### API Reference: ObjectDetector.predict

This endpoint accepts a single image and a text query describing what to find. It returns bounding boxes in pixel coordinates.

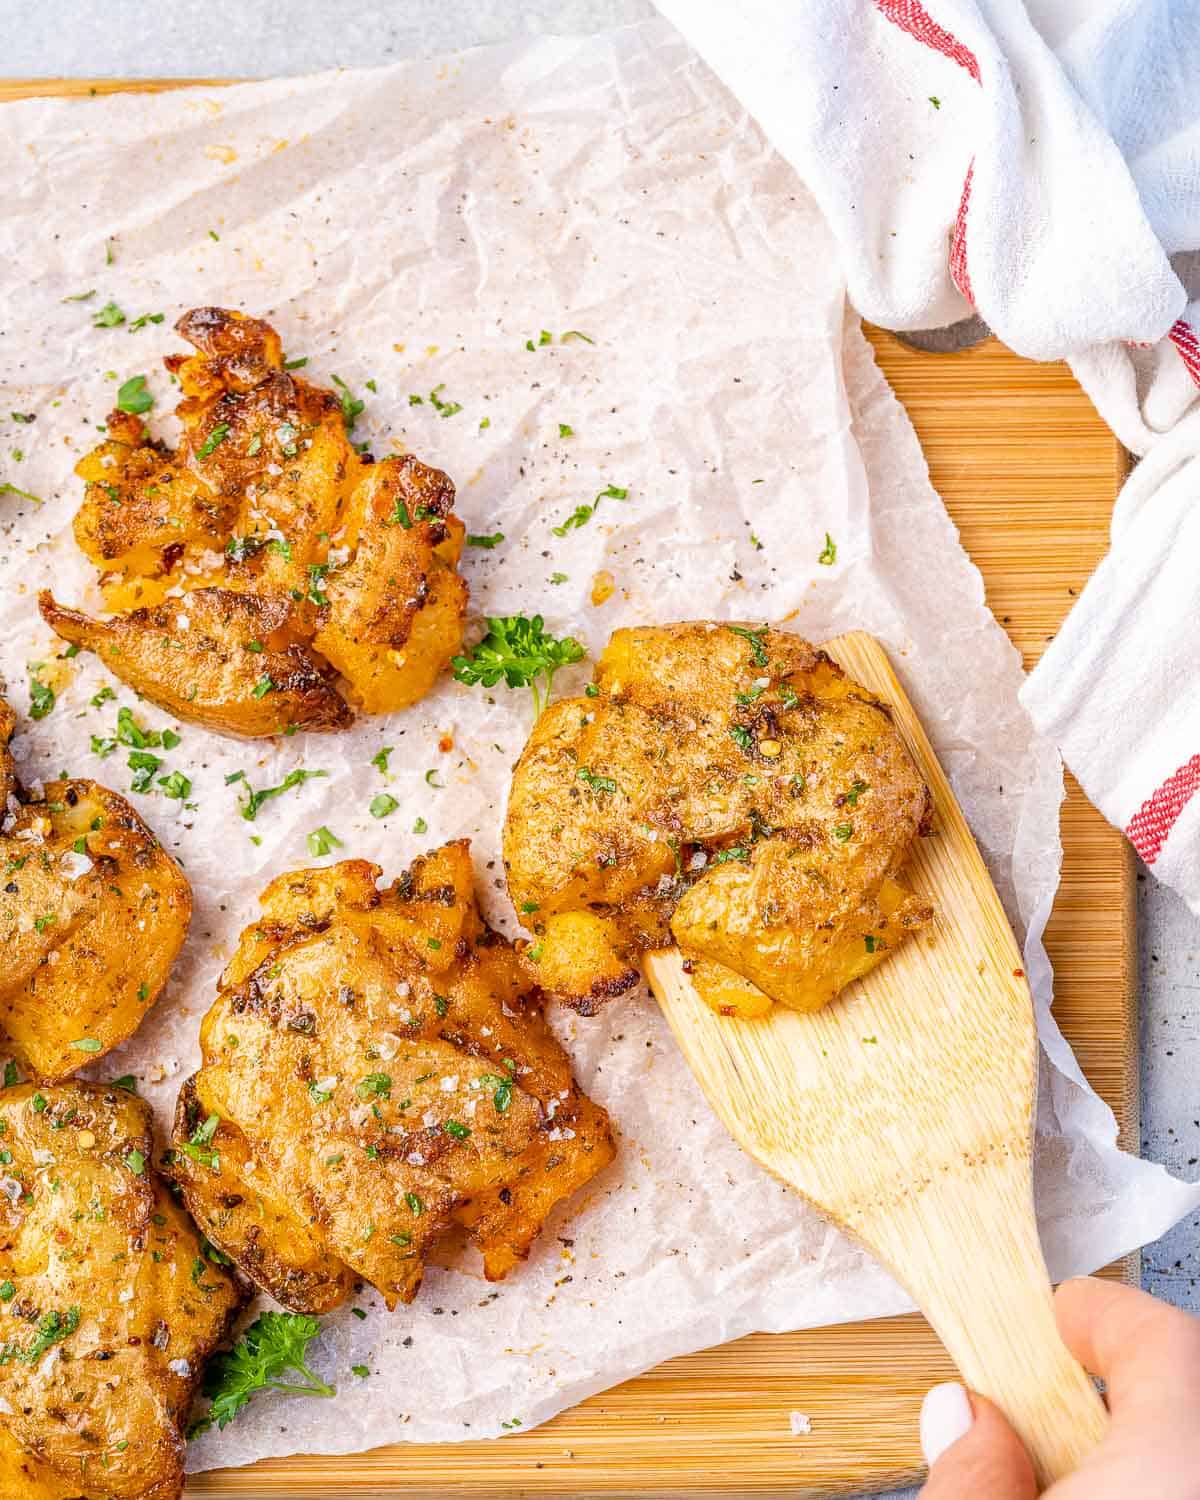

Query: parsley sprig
[189,1311,334,1436]
[451,614,584,719]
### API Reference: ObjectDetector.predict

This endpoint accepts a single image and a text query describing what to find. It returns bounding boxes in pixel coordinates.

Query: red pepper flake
[1012,967,1025,978]
[438,734,454,753]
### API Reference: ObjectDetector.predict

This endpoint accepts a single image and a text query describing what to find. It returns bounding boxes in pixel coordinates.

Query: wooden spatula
[643,631,1108,1489]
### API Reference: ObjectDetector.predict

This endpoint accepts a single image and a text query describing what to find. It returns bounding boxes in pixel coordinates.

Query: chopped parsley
[179,1112,221,1172]
[727,624,769,667]
[69,1038,102,1053]
[92,302,125,328]
[125,1149,146,1174]
[552,483,628,537]
[158,770,192,800]
[576,766,617,794]
[369,793,398,820]
[558,423,574,438]
[0,1306,81,1366]
[466,532,504,549]
[371,746,392,774]
[197,422,231,459]
[818,533,837,566]
[428,384,462,418]
[127,749,162,792]
[331,375,365,431]
[729,724,754,753]
[251,674,275,699]
[451,613,585,719]
[404,1192,424,1216]
[128,312,165,332]
[28,671,55,721]
[444,1120,470,1140]
[832,824,853,843]
[307,826,341,858]
[227,767,329,821]
[412,816,428,834]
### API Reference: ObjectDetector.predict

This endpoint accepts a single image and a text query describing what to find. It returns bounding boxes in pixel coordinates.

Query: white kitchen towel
[650,0,1200,910]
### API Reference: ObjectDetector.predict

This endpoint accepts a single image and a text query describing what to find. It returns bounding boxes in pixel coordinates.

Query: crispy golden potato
[0,742,190,1081]
[39,590,351,739]
[40,308,468,737]
[170,843,614,1312]
[312,456,469,714]
[504,622,933,1018]
[0,1082,243,1500]
[0,699,14,811]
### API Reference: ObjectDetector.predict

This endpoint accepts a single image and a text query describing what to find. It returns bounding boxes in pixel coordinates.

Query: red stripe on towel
[872,0,982,82]
[1168,319,1200,388]
[949,162,975,305]
[1126,753,1200,864]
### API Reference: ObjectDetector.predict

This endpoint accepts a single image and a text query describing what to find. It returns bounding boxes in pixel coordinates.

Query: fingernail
[920,1381,973,1466]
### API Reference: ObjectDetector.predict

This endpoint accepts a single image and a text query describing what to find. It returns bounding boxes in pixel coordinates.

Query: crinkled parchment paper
[0,18,1196,1471]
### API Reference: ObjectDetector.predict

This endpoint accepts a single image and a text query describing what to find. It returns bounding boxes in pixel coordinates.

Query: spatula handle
[867,1151,1108,1488]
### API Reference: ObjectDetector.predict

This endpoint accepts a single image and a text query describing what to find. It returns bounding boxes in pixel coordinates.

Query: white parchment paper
[0,19,1196,1471]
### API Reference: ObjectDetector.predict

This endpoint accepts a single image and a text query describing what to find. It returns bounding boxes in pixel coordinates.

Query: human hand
[918,1276,1200,1497]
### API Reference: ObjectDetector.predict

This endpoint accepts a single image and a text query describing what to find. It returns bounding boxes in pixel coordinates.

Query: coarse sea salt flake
[789,1411,813,1436]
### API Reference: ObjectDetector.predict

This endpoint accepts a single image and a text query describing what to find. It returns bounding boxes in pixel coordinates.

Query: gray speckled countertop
[11,3,1200,1495]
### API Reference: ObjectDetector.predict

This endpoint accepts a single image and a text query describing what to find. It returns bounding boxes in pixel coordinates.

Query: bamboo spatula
[643,631,1108,1489]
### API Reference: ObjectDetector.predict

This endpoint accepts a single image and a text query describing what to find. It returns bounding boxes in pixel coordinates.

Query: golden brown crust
[0,770,191,1081]
[39,589,352,739]
[0,1082,244,1500]
[42,308,468,736]
[504,622,933,1018]
[169,842,614,1313]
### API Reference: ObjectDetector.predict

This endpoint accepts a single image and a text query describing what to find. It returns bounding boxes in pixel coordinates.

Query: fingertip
[920,1381,972,1466]
[918,1391,1037,1499]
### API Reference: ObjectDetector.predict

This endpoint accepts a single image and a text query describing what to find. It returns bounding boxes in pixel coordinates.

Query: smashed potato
[0,1082,243,1500]
[40,307,467,737]
[504,622,933,1018]
[170,841,614,1312]
[0,701,190,1081]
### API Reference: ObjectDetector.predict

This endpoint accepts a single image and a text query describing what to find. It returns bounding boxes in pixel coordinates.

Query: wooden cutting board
[0,78,1134,1499]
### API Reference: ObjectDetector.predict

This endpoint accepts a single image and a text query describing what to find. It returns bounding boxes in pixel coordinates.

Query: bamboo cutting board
[0,78,1133,1499]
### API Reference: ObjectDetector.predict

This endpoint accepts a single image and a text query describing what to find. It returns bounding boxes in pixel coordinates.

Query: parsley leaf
[331,375,365,431]
[28,672,54,721]
[0,1306,80,1366]
[228,767,329,821]
[92,302,125,328]
[466,532,504,549]
[552,483,628,537]
[818,533,837,566]
[369,793,398,820]
[307,826,341,857]
[117,375,154,415]
[451,614,585,718]
[190,1311,334,1435]
[726,624,769,668]
[197,422,231,459]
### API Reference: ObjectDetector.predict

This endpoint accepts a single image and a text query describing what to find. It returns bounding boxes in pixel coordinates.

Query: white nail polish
[920,1382,973,1466]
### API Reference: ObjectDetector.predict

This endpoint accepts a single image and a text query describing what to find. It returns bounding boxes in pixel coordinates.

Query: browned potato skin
[313,456,469,714]
[0,768,191,1082]
[0,699,16,811]
[169,843,614,1314]
[39,589,352,739]
[504,623,933,1018]
[0,1083,243,1500]
[41,307,468,736]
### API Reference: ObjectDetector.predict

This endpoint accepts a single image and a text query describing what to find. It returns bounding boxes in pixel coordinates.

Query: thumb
[919,1384,1037,1499]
